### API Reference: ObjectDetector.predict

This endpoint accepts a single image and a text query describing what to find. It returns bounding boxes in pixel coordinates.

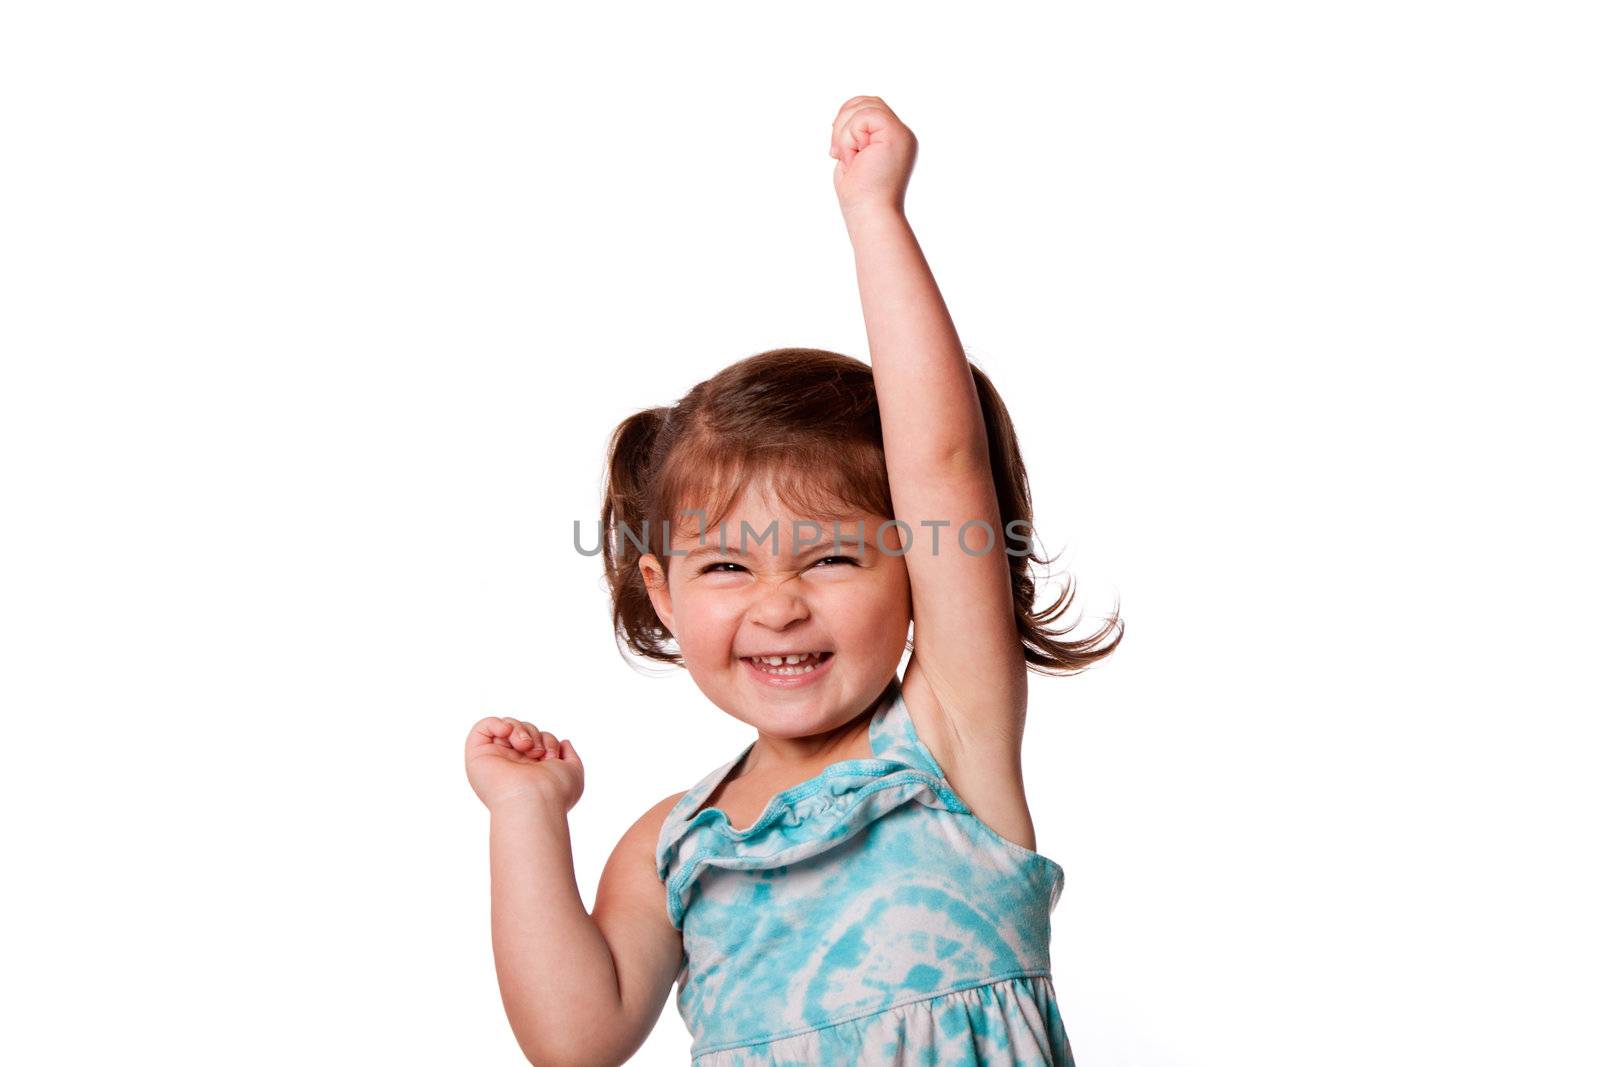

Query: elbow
[512,1033,542,1067]
[510,1029,557,1067]
[515,1035,628,1067]
[529,1055,627,1067]
[505,995,615,1066]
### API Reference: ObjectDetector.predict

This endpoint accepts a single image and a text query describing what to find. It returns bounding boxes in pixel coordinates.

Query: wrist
[488,792,571,827]
[841,203,908,235]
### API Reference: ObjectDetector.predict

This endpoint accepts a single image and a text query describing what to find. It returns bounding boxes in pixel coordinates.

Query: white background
[2,2,1595,1064]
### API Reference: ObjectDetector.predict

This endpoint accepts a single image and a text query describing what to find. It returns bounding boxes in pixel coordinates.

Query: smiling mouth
[741,651,833,676]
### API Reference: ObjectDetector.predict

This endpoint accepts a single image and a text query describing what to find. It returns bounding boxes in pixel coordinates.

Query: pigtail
[600,406,679,665]
[970,362,1124,675]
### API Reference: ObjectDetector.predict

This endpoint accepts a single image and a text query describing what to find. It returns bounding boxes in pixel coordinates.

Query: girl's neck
[738,681,889,778]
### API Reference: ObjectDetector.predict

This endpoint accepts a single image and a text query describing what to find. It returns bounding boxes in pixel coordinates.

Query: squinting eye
[699,557,858,575]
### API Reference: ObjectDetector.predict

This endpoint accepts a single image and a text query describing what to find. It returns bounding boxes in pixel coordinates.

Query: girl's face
[639,480,911,740]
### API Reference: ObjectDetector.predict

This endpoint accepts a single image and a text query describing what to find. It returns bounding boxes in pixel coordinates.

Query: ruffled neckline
[662,675,947,831]
[653,676,974,927]
[666,675,950,836]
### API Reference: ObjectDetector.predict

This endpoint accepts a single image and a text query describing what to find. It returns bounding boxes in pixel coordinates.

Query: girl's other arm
[831,98,1028,738]
[490,792,684,1067]
[469,716,681,1067]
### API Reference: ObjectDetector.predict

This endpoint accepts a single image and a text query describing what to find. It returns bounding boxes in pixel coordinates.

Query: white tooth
[784,654,804,664]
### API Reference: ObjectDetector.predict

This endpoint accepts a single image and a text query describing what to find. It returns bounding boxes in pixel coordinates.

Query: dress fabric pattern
[654,675,1075,1066]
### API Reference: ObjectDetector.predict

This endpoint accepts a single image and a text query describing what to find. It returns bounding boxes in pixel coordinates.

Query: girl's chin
[738,651,836,691]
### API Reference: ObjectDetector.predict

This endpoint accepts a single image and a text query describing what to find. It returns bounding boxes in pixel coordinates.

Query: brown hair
[600,347,1122,675]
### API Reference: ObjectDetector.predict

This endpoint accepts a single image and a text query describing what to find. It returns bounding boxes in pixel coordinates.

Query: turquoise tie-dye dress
[655,674,1075,1065]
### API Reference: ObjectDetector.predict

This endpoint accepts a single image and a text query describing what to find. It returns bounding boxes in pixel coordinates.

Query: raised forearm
[490,802,624,1066]
[844,208,988,466]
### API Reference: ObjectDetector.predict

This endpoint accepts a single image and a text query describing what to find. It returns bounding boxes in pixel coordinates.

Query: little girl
[466,96,1122,1066]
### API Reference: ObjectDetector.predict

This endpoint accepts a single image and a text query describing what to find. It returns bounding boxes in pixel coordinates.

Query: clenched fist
[465,717,584,814]
[829,95,917,221]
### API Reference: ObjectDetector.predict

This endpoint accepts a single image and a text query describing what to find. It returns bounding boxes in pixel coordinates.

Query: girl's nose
[749,583,811,628]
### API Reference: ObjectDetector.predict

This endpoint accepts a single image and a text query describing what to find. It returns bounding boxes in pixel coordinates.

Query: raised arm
[830,97,1028,746]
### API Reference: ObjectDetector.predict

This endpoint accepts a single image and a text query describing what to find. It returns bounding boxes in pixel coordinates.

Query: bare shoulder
[901,656,1040,853]
[600,790,689,909]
